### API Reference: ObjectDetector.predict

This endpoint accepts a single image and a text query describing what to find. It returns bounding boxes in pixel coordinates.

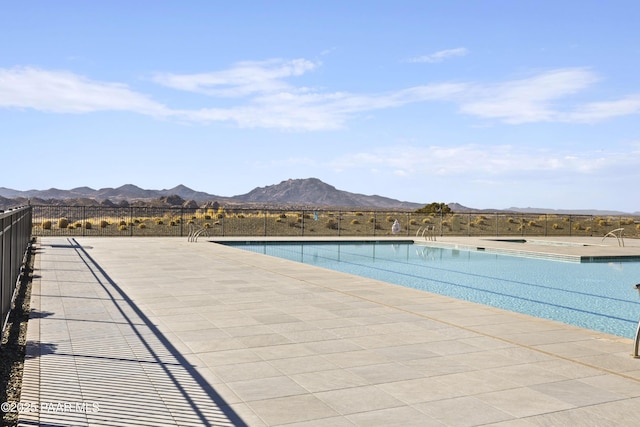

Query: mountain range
[1,178,636,215]
[0,178,423,210]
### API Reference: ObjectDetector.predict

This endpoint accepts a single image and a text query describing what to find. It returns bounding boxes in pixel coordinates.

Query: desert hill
[0,178,423,210]
[1,179,636,215]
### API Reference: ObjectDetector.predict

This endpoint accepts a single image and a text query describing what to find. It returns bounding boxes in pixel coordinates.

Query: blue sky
[1,1,639,212]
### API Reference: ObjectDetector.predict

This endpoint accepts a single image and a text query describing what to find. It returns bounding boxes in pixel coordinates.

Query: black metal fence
[30,205,640,239]
[1,205,32,334]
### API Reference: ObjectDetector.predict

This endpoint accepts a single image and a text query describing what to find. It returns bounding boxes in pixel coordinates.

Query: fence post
[544,214,548,236]
[406,212,410,236]
[569,215,572,236]
[372,212,376,237]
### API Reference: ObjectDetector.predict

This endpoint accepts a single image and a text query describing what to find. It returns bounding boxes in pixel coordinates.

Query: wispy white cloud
[1,62,639,131]
[330,144,639,178]
[561,95,640,123]
[0,67,169,116]
[176,81,468,130]
[152,58,319,97]
[407,47,469,63]
[457,68,599,124]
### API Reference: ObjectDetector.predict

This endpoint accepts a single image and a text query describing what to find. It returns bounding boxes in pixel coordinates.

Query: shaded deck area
[19,236,640,426]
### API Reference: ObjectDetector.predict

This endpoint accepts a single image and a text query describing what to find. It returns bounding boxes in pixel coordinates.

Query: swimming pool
[221,241,640,338]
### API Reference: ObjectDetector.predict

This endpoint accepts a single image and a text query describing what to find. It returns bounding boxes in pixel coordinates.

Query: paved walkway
[18,237,640,426]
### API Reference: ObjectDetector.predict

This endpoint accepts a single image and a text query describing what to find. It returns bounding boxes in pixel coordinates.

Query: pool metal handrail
[187,223,209,242]
[602,228,625,247]
[416,225,437,241]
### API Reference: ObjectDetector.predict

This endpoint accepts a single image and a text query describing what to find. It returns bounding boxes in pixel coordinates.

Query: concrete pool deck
[18,236,640,426]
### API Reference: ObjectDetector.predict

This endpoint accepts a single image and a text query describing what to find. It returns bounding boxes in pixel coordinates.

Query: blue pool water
[222,241,640,338]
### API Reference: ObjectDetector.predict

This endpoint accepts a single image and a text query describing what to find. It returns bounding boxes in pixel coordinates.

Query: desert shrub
[204,223,211,228]
[279,213,287,218]
[100,220,109,228]
[326,219,338,230]
[118,224,127,231]
[169,221,176,226]
[368,217,375,223]
[138,223,146,229]
[236,214,245,219]
[275,218,283,223]
[289,219,300,228]
[598,219,607,227]
[386,215,394,222]
[188,219,195,224]
[552,223,560,230]
[133,219,140,224]
[67,224,74,229]
[73,221,82,228]
[636,224,640,231]
[422,218,431,224]
[573,223,582,231]
[58,218,69,229]
[204,215,212,220]
[355,212,363,216]
[42,220,52,230]
[84,221,92,229]
[507,217,515,224]
[409,219,417,225]
[216,213,224,219]
[351,219,360,225]
[528,220,536,227]
[585,226,592,233]
[155,219,164,225]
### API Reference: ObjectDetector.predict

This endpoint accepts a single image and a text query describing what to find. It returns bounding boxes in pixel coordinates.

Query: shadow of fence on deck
[32,238,248,427]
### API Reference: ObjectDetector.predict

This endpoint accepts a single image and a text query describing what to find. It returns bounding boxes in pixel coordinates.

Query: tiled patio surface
[18,236,640,426]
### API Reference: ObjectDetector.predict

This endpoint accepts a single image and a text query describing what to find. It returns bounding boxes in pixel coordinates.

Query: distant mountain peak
[0,178,422,209]
[233,177,421,208]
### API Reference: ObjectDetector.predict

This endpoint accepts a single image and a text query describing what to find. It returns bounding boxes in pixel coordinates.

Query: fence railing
[30,205,640,239]
[1,205,32,334]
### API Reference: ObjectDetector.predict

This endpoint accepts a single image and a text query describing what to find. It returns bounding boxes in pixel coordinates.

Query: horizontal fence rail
[31,205,640,239]
[1,205,32,334]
